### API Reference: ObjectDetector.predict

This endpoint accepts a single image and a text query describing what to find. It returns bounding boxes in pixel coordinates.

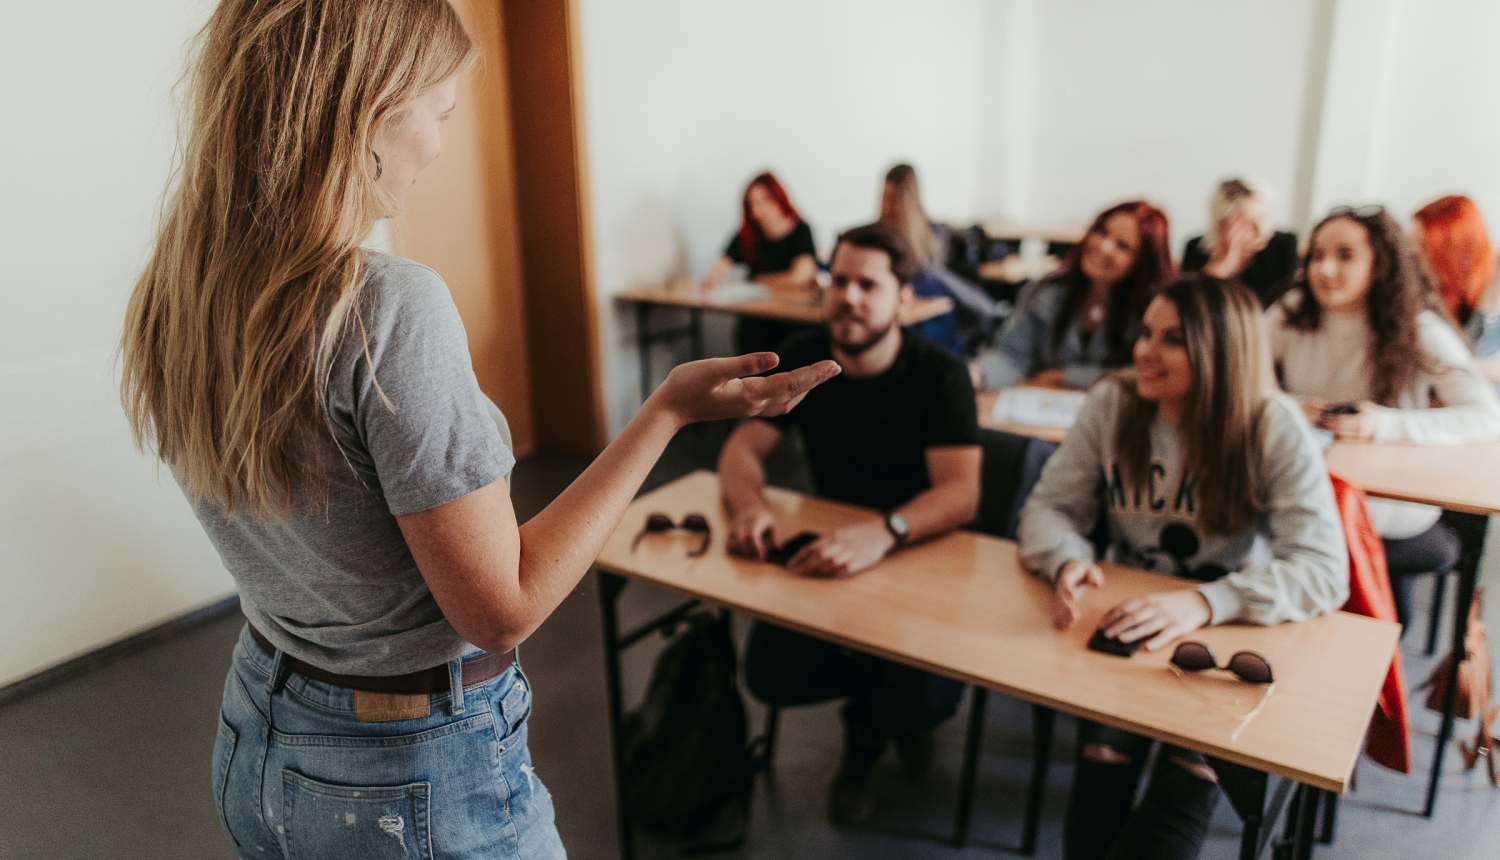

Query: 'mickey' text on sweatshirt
[1018,378,1349,626]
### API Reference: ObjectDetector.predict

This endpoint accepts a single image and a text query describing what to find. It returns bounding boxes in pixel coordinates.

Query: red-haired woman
[974,201,1176,390]
[702,172,820,354]
[1413,195,1500,379]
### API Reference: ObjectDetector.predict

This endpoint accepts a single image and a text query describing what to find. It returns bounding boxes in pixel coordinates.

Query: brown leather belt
[248,624,514,695]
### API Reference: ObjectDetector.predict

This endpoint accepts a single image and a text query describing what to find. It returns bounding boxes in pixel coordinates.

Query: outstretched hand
[649,353,840,428]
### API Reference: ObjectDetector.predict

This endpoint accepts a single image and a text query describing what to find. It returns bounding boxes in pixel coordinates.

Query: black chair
[1384,521,1462,655]
[948,428,1061,852]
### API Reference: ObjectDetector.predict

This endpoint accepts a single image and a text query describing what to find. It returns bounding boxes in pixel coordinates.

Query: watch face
[888,512,910,541]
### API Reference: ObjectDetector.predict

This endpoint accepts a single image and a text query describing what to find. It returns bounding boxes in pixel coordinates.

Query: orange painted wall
[394,0,535,455]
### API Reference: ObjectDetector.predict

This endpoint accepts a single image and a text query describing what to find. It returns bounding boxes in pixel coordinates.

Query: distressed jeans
[213,625,567,859]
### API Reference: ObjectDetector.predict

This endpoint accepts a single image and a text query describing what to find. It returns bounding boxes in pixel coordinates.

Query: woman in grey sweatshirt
[1017,276,1347,860]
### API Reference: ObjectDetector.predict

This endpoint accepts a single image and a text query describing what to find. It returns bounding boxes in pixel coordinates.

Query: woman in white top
[1265,205,1500,628]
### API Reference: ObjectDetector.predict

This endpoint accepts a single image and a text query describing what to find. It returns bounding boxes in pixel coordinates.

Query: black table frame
[597,570,1336,860]
[1423,511,1491,816]
[634,303,704,404]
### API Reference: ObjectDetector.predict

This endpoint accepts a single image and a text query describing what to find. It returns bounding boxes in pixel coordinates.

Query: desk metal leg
[951,687,987,847]
[689,308,704,361]
[1020,705,1055,855]
[598,572,635,860]
[1316,790,1337,845]
[636,303,652,407]
[1213,758,1310,860]
[1280,785,1319,860]
[1424,511,1489,817]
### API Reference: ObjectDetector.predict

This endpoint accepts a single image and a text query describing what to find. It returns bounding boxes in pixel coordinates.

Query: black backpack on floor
[622,611,756,847]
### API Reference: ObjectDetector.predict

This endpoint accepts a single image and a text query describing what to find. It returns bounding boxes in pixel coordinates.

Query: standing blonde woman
[119,1,836,856]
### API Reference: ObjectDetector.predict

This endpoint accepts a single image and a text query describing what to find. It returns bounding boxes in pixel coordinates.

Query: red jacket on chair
[1330,473,1411,773]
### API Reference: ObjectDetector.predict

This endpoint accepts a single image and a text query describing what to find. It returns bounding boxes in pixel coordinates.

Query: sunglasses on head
[1169,641,1274,684]
[631,512,712,558]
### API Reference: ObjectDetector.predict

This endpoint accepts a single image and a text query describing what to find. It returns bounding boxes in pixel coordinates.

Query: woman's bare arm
[398,354,839,652]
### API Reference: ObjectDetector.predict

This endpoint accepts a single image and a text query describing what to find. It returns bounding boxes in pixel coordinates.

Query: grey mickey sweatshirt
[1017,378,1349,625]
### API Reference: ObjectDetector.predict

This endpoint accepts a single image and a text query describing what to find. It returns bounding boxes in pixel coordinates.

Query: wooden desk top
[617,280,953,326]
[1324,440,1500,516]
[977,389,1068,443]
[982,221,1085,244]
[978,390,1500,515]
[596,471,1399,792]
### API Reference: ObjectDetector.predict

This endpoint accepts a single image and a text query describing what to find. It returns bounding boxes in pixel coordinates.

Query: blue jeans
[213,625,566,859]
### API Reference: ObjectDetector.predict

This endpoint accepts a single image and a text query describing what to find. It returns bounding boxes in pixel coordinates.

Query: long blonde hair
[880,164,939,271]
[121,0,475,518]
[1114,276,1276,535]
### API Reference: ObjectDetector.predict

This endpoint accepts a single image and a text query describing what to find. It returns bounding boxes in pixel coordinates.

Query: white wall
[0,0,234,686]
[990,0,1319,249]
[1362,0,1500,228]
[576,0,986,434]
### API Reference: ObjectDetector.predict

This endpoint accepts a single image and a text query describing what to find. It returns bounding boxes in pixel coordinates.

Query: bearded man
[717,221,982,825]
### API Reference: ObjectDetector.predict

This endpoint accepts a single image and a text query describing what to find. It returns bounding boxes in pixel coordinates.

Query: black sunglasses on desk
[630,512,712,558]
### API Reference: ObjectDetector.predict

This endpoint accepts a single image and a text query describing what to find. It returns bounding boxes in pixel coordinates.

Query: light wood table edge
[615,286,953,326]
[595,539,1376,794]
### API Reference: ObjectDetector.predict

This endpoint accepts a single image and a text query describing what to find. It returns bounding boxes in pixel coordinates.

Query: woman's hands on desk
[787,519,895,579]
[1099,591,1212,652]
[1297,396,1379,441]
[1053,560,1105,629]
[728,507,780,560]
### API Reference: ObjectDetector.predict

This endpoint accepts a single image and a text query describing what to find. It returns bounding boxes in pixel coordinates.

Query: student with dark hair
[974,200,1176,390]
[1019,276,1347,860]
[878,163,1002,354]
[1266,206,1500,627]
[718,222,982,826]
[1181,178,1298,306]
[702,171,820,354]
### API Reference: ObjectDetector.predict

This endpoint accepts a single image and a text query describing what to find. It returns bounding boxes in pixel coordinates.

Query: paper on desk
[705,282,771,304]
[990,387,1086,429]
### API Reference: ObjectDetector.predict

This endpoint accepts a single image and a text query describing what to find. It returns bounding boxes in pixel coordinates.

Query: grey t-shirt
[186,252,514,675]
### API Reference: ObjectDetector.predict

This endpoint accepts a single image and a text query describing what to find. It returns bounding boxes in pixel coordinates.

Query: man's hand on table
[727,506,781,561]
[788,518,896,579]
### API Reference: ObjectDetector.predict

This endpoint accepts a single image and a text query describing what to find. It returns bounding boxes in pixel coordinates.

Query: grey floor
[3,424,1498,859]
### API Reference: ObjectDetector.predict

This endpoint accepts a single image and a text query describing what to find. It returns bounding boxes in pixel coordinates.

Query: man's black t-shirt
[725,220,817,277]
[762,331,979,512]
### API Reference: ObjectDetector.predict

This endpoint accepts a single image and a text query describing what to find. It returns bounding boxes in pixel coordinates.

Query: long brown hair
[1114,276,1276,535]
[1281,207,1446,406]
[120,0,476,517]
[1050,200,1176,364]
[880,163,939,270]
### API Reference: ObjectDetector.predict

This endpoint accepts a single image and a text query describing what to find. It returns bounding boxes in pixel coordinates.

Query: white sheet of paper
[990,386,1086,429]
[705,282,771,304]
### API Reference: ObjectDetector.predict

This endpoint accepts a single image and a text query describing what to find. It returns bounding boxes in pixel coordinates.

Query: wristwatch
[884,511,911,546]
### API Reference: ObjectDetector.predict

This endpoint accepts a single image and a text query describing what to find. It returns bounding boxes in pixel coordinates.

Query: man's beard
[830,315,897,356]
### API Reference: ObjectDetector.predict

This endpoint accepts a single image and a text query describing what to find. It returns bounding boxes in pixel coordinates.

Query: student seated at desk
[879,163,1001,354]
[1019,275,1348,860]
[1412,195,1500,383]
[1180,177,1298,307]
[717,222,982,826]
[701,171,819,355]
[973,200,1175,391]
[1266,206,1500,629]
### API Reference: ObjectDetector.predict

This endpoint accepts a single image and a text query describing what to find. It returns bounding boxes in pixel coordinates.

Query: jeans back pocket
[283,769,432,860]
[212,717,239,844]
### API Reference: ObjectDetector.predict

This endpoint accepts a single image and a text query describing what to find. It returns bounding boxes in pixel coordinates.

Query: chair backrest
[974,428,1058,540]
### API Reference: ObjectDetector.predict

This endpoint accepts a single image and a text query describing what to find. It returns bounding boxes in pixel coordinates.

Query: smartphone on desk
[1087,628,1143,658]
[765,532,819,567]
